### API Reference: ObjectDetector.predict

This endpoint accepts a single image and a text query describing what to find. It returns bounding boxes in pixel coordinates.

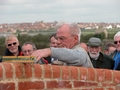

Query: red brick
[96,69,105,82]
[61,66,70,80]
[44,65,52,78]
[2,63,13,78]
[94,88,104,90]
[47,81,72,89]
[18,81,44,90]
[74,81,98,87]
[79,67,88,80]
[106,87,115,90]
[34,64,42,78]
[0,83,15,90]
[12,63,23,78]
[117,84,120,90]
[69,66,78,80]
[87,68,96,81]
[52,65,61,78]
[24,63,32,78]
[81,89,92,90]
[102,83,116,87]
[0,64,3,78]
[104,69,112,82]
[113,70,120,83]
[0,63,120,90]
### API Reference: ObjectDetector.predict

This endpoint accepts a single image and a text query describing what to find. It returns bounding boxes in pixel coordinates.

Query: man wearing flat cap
[87,37,114,69]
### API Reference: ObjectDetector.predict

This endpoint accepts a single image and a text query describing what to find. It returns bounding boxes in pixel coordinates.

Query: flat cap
[87,37,102,46]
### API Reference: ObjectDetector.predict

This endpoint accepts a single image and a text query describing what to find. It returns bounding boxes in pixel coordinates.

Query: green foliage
[0,45,5,55]
[93,32,105,40]
[81,33,94,43]
[0,37,5,45]
[81,32,107,43]
[17,33,50,49]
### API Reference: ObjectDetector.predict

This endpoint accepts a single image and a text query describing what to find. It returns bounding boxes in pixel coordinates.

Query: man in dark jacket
[87,37,114,69]
[4,34,23,56]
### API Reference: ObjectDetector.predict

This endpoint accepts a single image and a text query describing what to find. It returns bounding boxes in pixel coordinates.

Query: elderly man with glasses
[4,34,23,56]
[110,31,120,70]
[87,37,114,69]
[31,23,93,68]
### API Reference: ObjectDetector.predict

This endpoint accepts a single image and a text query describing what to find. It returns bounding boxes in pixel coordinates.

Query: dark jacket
[88,52,114,69]
[110,50,117,59]
[4,46,23,56]
[44,56,51,64]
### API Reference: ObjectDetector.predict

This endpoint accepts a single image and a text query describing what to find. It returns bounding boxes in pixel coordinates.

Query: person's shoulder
[110,50,117,57]
[73,44,85,50]
[103,53,114,61]
[114,53,120,61]
[4,48,11,56]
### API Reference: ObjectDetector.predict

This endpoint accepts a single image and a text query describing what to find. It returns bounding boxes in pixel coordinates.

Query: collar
[88,52,103,62]
[97,52,103,62]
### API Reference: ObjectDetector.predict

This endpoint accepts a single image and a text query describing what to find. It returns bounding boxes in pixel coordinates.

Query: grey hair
[5,34,19,45]
[104,42,116,50]
[114,31,120,40]
[22,42,37,50]
[55,22,81,42]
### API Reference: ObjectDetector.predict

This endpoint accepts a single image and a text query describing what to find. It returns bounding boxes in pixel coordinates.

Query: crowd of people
[2,22,120,71]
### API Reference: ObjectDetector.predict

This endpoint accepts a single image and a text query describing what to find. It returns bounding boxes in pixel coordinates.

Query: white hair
[55,22,81,43]
[114,31,120,40]
[5,34,19,45]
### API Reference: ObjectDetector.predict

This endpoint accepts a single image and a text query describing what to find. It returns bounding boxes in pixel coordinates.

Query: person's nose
[57,39,61,45]
[25,51,30,56]
[93,48,96,51]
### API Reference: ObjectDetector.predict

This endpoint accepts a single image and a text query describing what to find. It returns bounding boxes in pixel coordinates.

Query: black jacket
[4,46,23,56]
[88,52,114,69]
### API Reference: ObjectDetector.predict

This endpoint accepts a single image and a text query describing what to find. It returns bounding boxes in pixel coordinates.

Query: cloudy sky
[0,0,120,24]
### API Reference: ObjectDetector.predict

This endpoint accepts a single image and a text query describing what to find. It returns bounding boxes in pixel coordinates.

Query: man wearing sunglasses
[110,31,120,70]
[4,34,23,56]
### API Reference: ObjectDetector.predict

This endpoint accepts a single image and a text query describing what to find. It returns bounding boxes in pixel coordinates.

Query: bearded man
[87,37,114,69]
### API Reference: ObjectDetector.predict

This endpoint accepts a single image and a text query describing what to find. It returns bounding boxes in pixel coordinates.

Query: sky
[0,0,120,24]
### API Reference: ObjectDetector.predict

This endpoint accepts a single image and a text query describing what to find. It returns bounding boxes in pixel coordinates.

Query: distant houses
[0,21,120,33]
[117,24,120,28]
[106,25,112,29]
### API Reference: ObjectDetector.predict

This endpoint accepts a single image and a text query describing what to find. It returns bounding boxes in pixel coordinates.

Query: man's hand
[31,48,51,62]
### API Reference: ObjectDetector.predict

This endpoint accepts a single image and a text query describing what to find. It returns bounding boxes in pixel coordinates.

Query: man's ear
[74,35,78,40]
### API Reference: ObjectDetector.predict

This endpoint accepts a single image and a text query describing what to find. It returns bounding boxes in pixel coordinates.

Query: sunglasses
[114,41,120,44]
[8,42,17,46]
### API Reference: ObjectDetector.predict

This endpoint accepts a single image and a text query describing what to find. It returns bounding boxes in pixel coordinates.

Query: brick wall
[0,62,120,90]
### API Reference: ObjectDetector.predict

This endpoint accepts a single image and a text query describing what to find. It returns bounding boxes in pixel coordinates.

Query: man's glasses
[114,41,120,44]
[8,42,17,46]
[23,50,32,53]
